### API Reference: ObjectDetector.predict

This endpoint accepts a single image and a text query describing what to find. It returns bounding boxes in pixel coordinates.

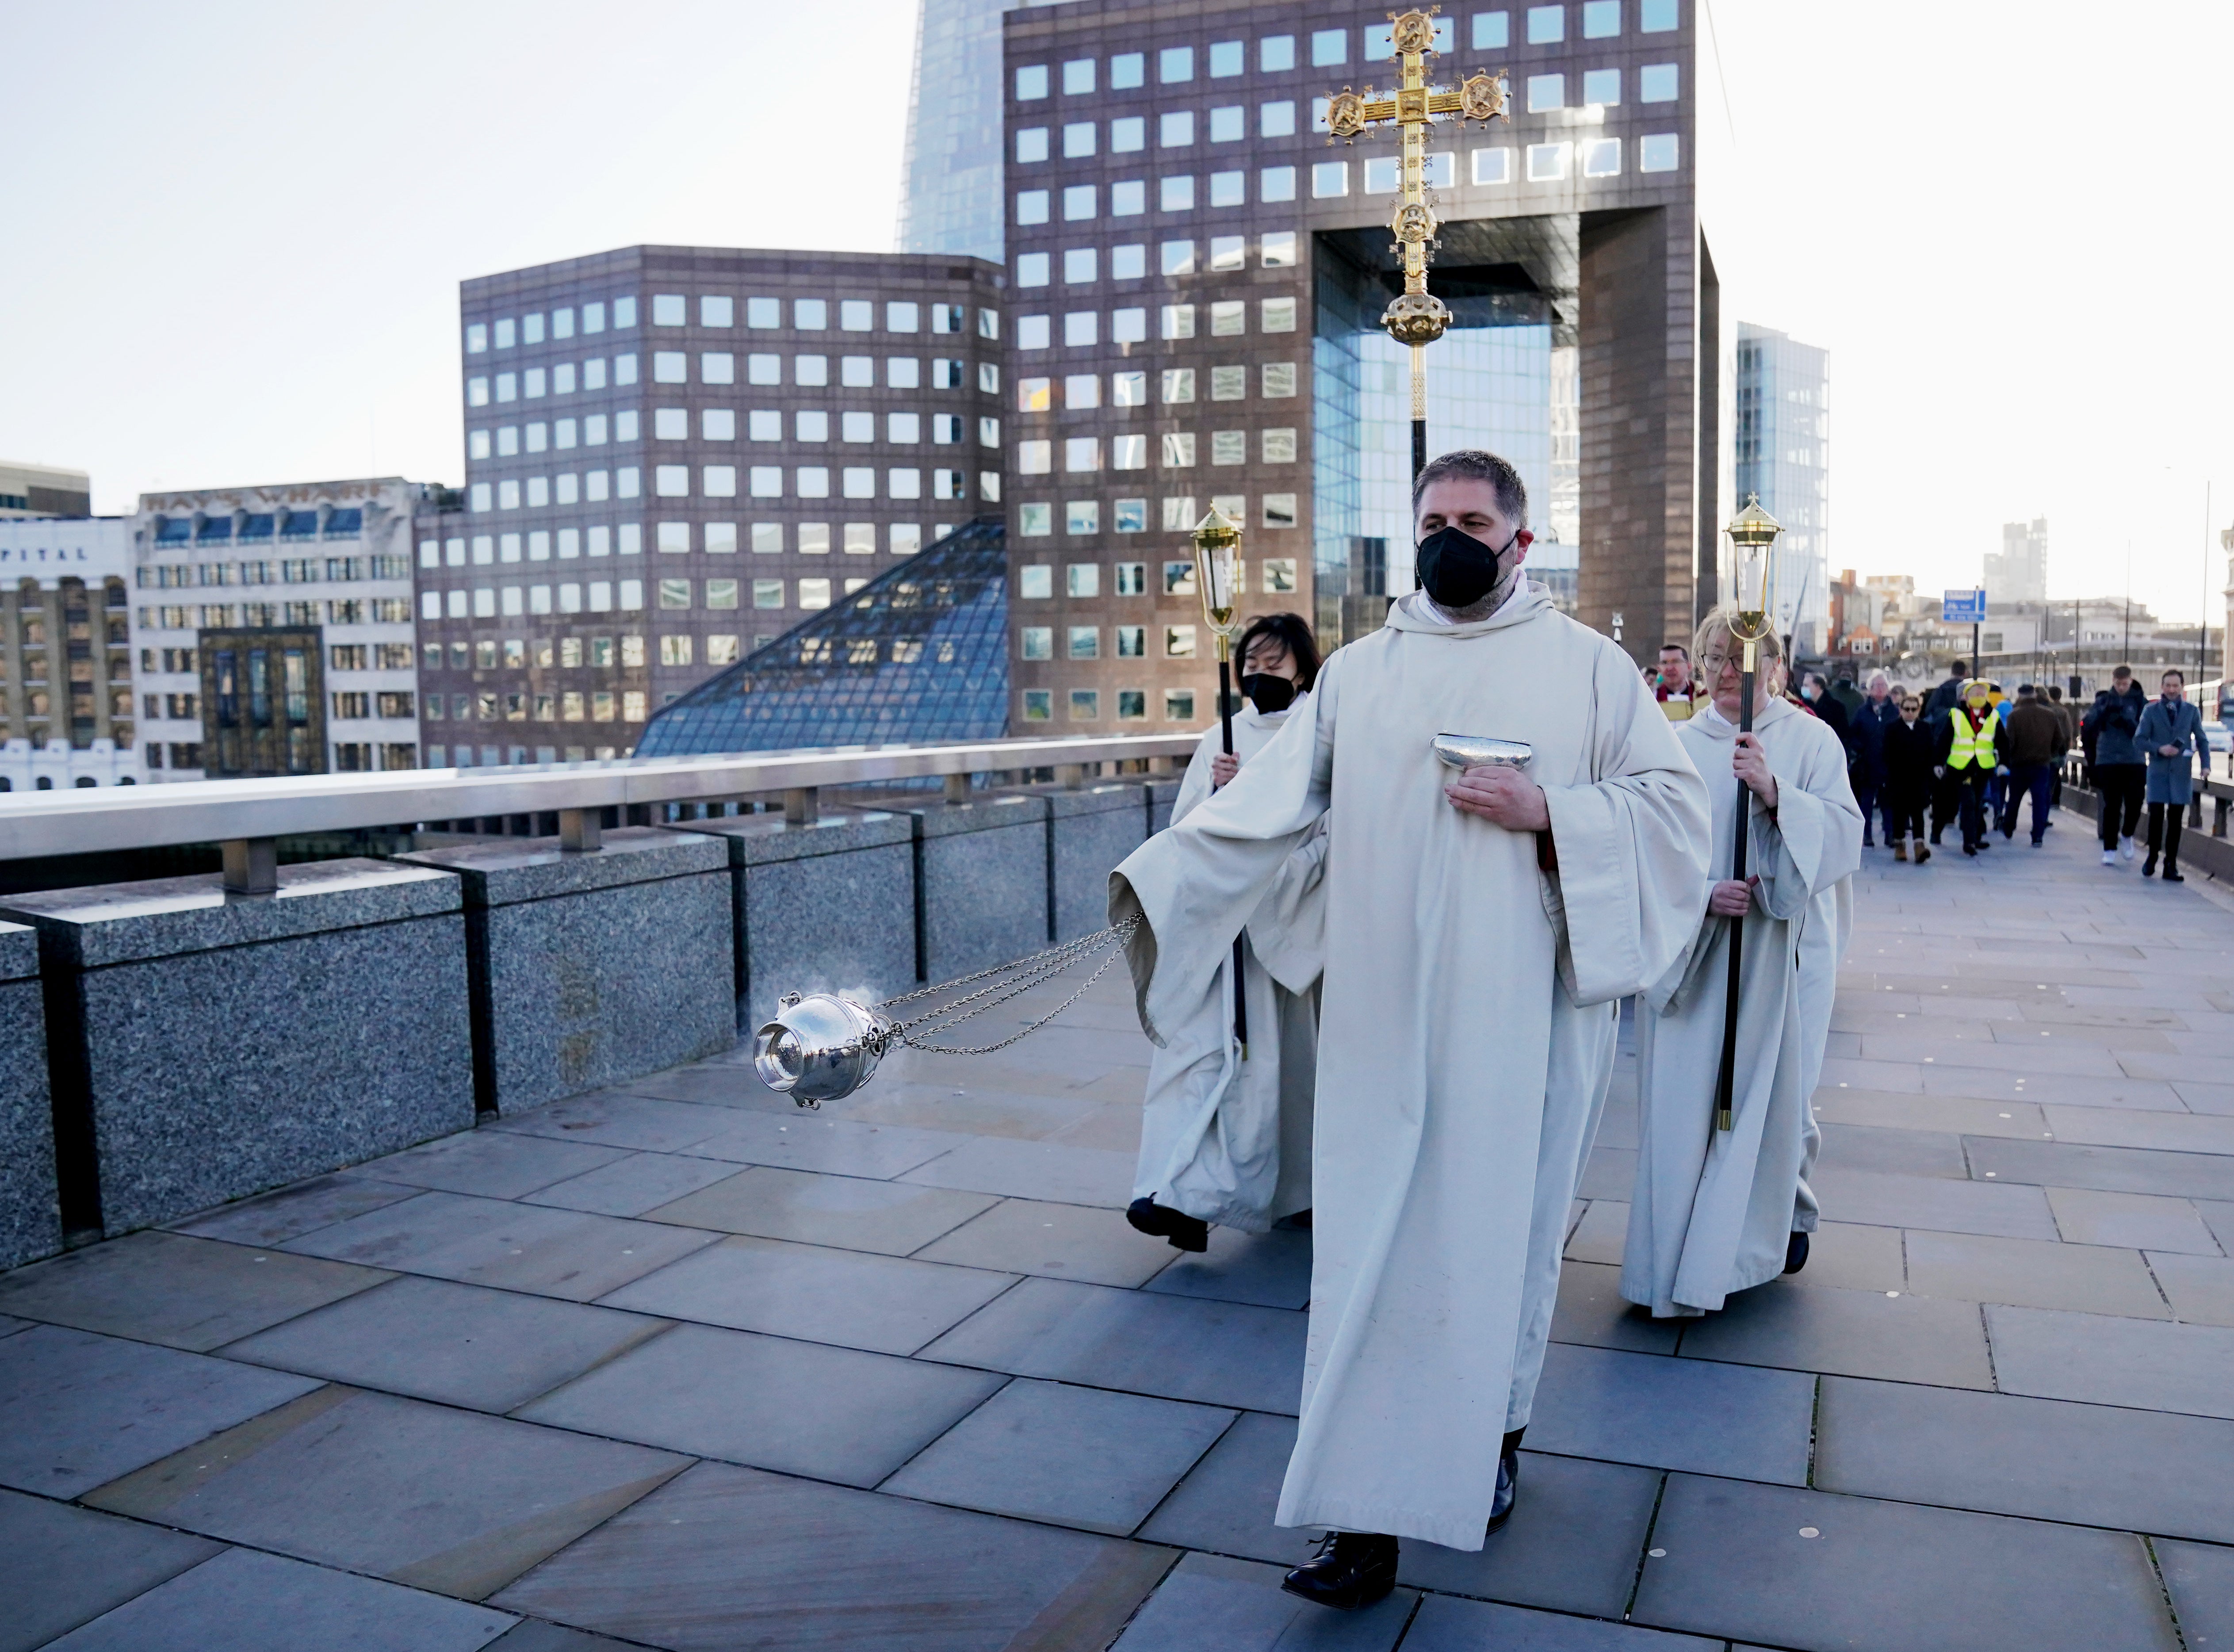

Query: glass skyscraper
[635,518,1010,753]
[1736,324,1831,652]
[899,0,1033,262]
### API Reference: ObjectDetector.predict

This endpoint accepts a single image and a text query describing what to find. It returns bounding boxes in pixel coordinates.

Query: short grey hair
[1411,449,1528,528]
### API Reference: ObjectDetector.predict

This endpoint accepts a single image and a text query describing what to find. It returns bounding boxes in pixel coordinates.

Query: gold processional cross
[1327,9,1508,479]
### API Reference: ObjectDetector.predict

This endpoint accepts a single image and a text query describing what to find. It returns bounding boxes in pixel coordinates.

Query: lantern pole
[1714,495,1783,1132]
[1194,505,1250,1057]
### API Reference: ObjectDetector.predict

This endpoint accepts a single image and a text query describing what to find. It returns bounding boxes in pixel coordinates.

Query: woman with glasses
[1881,693,1935,864]
[1622,607,1862,1316]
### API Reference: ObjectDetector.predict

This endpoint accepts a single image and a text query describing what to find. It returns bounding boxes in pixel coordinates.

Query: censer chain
[878,916,1139,1057]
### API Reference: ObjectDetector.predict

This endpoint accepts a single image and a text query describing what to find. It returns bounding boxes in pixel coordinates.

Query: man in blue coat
[2137,669,2211,882]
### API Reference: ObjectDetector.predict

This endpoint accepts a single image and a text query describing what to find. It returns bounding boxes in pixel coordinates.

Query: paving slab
[645,1165,997,1254]
[1808,1165,2058,1239]
[490,1459,1171,1652]
[1632,1472,2181,1652]
[1111,1552,1415,1651]
[918,1276,1306,1414]
[0,1324,319,1498]
[598,1234,1015,1354]
[686,1110,975,1178]
[1985,1303,2234,1419]
[1816,1122,1970,1178]
[168,1174,425,1247]
[2046,1186,2224,1253]
[1902,1228,2172,1316]
[221,1275,670,1412]
[1925,1067,2187,1111]
[283,1190,718,1300]
[1526,1342,1813,1483]
[518,1319,1005,1487]
[83,1386,688,1600]
[2201,1198,2234,1253]
[518,1151,744,1217]
[882,1377,1234,1534]
[2156,1539,2234,1652]
[2042,1106,2234,1155]
[1968,1136,2234,1201]
[1137,1225,1312,1309]
[1545,1261,1679,1354]
[1816,1375,2234,1542]
[1576,1145,1635,1202]
[899,1135,1138,1207]
[486,1622,643,1652]
[488,1090,739,1153]
[0,1229,390,1352]
[1561,1200,1628,1266]
[2149,1251,2234,1326]
[1401,1595,1721,1651]
[1676,1277,1993,1387]
[1136,1411,1660,1619]
[0,1484,223,1652]
[43,1545,515,1652]
[1786,1220,1907,1292]
[914,1197,1184,1285]
[358,1132,635,1199]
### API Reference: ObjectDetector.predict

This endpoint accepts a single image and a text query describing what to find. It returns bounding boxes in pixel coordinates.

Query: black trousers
[2147,802,2185,868]
[1955,768,1993,850]
[1885,787,1926,841]
[2097,766,2146,849]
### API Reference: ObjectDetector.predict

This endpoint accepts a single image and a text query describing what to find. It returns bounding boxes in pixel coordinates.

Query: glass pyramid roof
[635,516,1010,755]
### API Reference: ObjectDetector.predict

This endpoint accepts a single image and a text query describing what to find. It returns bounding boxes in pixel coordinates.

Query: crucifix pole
[1327,9,1507,483]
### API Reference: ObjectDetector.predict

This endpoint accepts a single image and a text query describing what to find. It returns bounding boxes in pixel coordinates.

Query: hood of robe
[1687,696,1800,742]
[1383,582,1557,637]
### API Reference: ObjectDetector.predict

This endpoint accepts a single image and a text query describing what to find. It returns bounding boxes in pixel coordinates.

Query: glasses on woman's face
[1700,650,1737,675]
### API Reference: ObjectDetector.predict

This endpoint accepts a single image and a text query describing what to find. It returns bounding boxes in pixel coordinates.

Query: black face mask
[1415,524,1519,610]
[1242,673,1296,714]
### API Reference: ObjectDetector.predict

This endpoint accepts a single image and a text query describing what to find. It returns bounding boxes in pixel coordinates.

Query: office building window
[1160,45,1194,82]
[1162,304,1196,339]
[1211,430,1247,465]
[1064,57,1095,93]
[1021,689,1053,722]
[1064,121,1096,157]
[1640,63,1678,101]
[1065,312,1098,347]
[1018,189,1051,225]
[1019,502,1054,535]
[1640,133,1679,171]
[1641,0,1676,29]
[1582,138,1622,176]
[1527,73,1564,111]
[1474,147,1514,184]
[1163,367,1197,403]
[1113,115,1145,152]
[1018,127,1050,162]
[1112,180,1147,215]
[1311,27,1347,64]
[1210,105,1243,142]
[1211,365,1247,401]
[1063,184,1097,220]
[1161,176,1195,211]
[1473,10,1511,47]
[1161,111,1194,147]
[1020,626,1054,660]
[1209,171,1244,206]
[1528,142,1572,180]
[1263,493,1298,529]
[798,577,832,609]
[1211,300,1246,336]
[1262,428,1298,463]
[1527,5,1564,42]
[1312,161,1349,197]
[1068,626,1099,661]
[1065,247,1098,283]
[1163,432,1197,467]
[1113,434,1148,470]
[1113,370,1148,405]
[1165,625,1197,658]
[1261,165,1297,203]
[1017,64,1049,99]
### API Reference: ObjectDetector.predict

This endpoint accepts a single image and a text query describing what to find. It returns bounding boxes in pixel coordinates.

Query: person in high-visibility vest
[1933,678,2005,856]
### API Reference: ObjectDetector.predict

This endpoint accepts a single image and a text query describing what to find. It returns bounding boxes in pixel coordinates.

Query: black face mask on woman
[1241,673,1296,714]
[1414,524,1521,610]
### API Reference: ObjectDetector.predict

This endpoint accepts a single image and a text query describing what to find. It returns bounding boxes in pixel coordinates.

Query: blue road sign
[1942,589,1988,624]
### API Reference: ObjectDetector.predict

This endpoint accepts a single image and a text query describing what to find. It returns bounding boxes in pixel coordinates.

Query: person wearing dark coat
[1881,692,1936,864]
[1996,685,2067,846]
[2084,668,2149,864]
[1924,661,1969,842]
[1848,673,1900,849]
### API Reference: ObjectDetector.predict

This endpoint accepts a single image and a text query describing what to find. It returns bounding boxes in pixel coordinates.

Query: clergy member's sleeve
[1537,642,1714,1005]
[1750,722,1864,923]
[1169,729,1219,826]
[1110,654,1337,1044]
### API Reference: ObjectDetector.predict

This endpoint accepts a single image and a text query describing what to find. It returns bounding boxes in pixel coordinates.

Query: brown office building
[999,0,1727,726]
[420,247,1006,764]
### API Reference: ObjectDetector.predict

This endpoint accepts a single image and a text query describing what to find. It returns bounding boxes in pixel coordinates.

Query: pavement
[3,807,2233,1651]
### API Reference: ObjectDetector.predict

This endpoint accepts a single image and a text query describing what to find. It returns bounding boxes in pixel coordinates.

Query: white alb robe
[1131,700,1327,1231]
[1110,585,1710,1550]
[1622,697,1859,1318]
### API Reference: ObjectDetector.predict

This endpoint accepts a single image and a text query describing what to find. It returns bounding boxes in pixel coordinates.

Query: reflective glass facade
[899,0,1026,261]
[1736,324,1830,651]
[635,517,1010,753]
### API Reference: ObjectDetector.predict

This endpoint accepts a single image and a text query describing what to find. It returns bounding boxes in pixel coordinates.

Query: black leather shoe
[1784,1231,1810,1274]
[2165,867,2186,883]
[2144,854,2159,877]
[1126,1197,1209,1253]
[1281,1532,1398,1610]
[1484,1441,1521,1535]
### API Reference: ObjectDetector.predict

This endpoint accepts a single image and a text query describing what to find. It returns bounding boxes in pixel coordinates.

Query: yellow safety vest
[1947,707,2000,770]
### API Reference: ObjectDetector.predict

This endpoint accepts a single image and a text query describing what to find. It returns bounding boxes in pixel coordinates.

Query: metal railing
[0,734,1200,892]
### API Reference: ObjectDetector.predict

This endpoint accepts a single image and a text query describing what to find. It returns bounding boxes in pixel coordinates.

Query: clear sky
[5,0,2230,620]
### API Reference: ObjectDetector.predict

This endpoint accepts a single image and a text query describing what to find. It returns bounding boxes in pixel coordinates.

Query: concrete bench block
[1,860,472,1239]
[909,794,1052,983]
[400,829,732,1114]
[686,812,918,1031]
[0,922,56,1269]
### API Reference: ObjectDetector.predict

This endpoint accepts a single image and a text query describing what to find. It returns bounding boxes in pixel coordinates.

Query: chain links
[876,915,1140,1057]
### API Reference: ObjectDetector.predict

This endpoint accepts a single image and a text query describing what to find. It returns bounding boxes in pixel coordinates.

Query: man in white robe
[1131,616,1327,1245]
[1624,619,1859,1315]
[1109,451,1711,1607]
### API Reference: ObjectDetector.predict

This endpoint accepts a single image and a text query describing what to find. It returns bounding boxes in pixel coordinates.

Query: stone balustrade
[0,738,1197,1270]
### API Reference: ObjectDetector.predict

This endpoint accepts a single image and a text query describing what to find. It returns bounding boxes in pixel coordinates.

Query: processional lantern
[1710,493,1784,1133]
[1326,8,1507,478]
[1192,503,1251,1058]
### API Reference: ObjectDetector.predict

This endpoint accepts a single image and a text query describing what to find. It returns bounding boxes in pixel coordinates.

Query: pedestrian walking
[2137,669,2211,883]
[1925,660,1969,844]
[1130,614,1326,1251]
[2046,685,2073,808]
[1882,693,1934,863]
[1849,672,1899,849]
[1996,685,2065,846]
[1624,611,1860,1314]
[1936,679,2002,856]
[2085,666,2148,866]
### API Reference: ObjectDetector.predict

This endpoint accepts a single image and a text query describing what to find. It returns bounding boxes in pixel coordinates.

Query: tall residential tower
[1735,323,1830,653]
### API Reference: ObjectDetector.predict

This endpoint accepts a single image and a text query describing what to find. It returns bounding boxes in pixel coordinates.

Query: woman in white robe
[1622,610,1860,1318]
[1130,615,1328,1246]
